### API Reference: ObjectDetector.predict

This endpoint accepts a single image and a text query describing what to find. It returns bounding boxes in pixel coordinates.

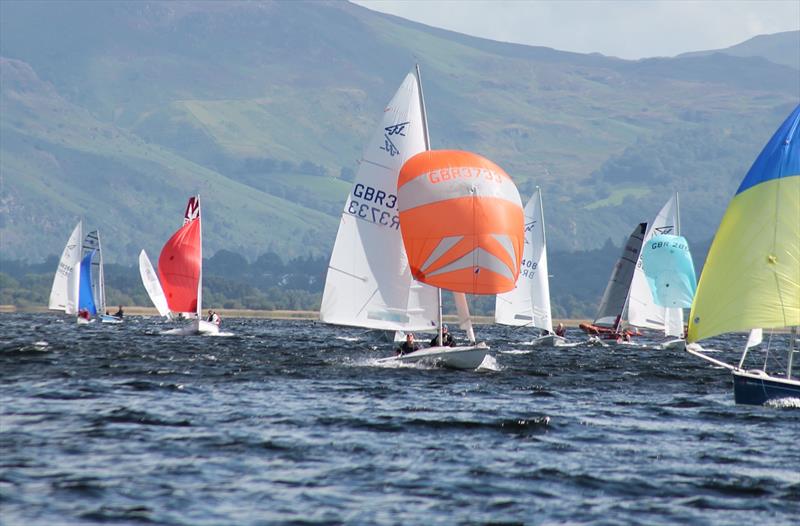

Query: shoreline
[0,305,585,326]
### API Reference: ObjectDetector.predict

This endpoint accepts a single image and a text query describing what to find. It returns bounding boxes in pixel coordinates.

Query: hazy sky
[352,0,800,59]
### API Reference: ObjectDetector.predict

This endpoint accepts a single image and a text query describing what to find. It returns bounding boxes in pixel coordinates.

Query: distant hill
[1,0,798,264]
[679,30,799,70]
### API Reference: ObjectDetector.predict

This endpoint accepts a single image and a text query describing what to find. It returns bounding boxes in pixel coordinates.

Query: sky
[352,0,800,59]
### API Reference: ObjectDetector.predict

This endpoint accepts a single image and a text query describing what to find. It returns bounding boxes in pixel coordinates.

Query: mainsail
[320,69,438,331]
[397,150,524,295]
[495,187,553,332]
[688,105,800,342]
[158,196,202,316]
[139,250,171,318]
[641,234,697,309]
[49,221,83,315]
[626,195,682,335]
[594,223,647,328]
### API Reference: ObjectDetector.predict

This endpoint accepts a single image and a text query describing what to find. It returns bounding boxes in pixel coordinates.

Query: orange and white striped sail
[397,150,524,294]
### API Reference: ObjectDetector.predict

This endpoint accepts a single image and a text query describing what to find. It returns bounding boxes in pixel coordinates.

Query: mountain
[1,0,798,263]
[679,30,799,70]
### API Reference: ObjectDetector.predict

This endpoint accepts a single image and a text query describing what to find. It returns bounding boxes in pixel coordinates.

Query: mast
[415,63,442,345]
[537,186,550,333]
[97,230,106,314]
[196,195,203,319]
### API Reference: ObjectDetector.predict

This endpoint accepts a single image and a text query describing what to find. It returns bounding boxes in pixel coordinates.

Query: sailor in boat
[555,323,566,338]
[430,324,456,347]
[78,308,91,321]
[397,333,420,356]
[113,305,124,318]
[207,309,221,326]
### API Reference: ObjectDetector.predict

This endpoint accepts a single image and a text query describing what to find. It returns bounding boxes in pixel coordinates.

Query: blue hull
[733,372,800,405]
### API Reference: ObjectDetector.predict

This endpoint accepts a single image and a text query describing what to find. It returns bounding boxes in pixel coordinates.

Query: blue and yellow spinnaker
[687,105,800,342]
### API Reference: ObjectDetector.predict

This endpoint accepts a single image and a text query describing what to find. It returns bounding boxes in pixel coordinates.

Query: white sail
[138,249,171,318]
[495,188,553,333]
[320,70,438,331]
[453,292,476,343]
[83,230,105,314]
[49,221,82,314]
[745,328,763,350]
[627,194,683,336]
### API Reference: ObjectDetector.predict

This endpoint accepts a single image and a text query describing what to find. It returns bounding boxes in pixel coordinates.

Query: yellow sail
[687,105,800,342]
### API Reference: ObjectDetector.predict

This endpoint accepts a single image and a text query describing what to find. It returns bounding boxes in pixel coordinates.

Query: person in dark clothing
[113,305,124,318]
[430,324,455,347]
[397,333,420,356]
[554,323,566,338]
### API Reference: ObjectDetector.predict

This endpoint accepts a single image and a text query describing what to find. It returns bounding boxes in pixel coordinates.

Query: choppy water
[1,313,798,525]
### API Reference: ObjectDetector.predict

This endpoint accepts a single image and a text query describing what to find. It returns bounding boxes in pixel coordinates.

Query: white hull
[76,317,94,325]
[658,338,685,350]
[527,334,565,347]
[377,343,489,370]
[100,315,123,324]
[162,318,220,336]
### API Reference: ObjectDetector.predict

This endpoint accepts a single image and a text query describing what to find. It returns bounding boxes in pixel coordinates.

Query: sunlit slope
[1,58,336,261]
[1,1,798,260]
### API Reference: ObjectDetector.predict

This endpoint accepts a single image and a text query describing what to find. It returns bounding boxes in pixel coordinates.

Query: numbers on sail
[346,183,400,229]
[519,258,538,279]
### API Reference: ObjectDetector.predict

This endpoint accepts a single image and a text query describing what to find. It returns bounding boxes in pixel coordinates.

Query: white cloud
[352,0,800,59]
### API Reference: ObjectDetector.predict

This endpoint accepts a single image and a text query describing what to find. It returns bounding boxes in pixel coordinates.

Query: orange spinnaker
[397,150,524,294]
[158,217,201,313]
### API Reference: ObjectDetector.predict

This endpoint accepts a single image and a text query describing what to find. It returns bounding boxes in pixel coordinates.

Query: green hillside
[0,0,798,263]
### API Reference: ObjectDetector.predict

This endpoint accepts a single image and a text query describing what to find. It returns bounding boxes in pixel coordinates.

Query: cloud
[352,0,800,59]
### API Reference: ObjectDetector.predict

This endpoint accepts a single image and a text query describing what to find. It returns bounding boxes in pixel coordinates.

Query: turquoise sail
[641,234,696,309]
[78,250,97,316]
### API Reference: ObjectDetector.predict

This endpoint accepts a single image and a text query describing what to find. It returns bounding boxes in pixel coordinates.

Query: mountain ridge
[1,0,798,263]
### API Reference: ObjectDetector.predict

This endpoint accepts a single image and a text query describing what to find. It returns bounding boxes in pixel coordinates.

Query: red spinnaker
[158,218,201,313]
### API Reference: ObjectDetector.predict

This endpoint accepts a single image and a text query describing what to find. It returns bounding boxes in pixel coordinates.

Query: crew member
[397,333,420,356]
[430,324,455,347]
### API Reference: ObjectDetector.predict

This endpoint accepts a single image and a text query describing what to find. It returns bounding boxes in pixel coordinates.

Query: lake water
[1,313,798,525]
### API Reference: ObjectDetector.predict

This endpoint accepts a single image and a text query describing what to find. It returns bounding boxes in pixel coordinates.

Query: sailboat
[80,229,121,324]
[138,195,218,335]
[626,195,687,345]
[321,66,521,369]
[49,222,112,324]
[686,104,799,405]
[49,221,83,321]
[579,223,647,341]
[391,148,524,368]
[495,187,561,346]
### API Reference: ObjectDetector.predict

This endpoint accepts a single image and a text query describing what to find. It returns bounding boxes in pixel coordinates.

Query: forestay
[320,70,438,331]
[627,195,682,336]
[594,223,647,328]
[49,221,83,315]
[495,188,553,332]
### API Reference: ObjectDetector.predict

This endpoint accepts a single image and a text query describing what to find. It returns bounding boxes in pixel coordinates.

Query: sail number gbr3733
[346,183,400,229]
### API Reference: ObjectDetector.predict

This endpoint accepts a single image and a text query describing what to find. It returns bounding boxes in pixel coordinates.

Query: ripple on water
[0,313,798,525]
